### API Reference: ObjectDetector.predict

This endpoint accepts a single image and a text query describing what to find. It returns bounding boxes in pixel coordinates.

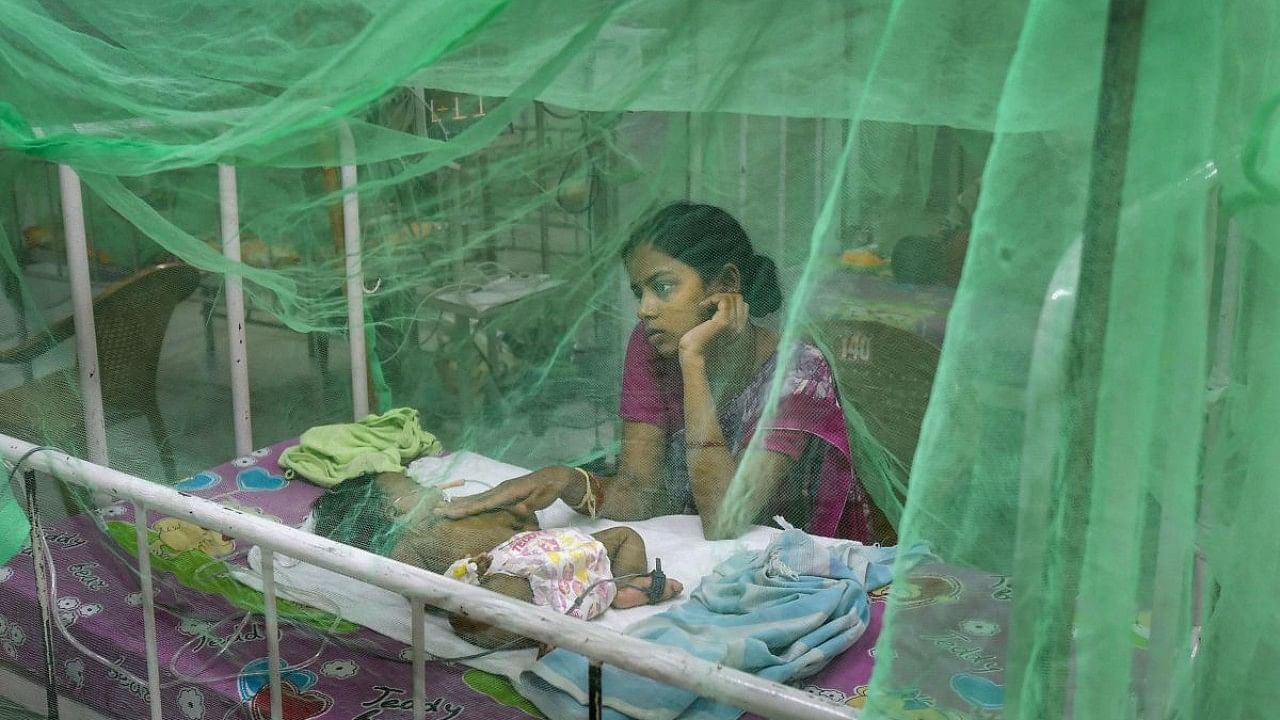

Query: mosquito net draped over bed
[1,0,1277,718]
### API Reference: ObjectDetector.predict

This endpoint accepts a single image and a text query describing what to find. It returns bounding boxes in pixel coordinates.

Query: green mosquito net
[1,0,1277,718]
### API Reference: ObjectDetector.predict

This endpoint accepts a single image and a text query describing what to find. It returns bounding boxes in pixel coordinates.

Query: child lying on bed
[309,472,683,650]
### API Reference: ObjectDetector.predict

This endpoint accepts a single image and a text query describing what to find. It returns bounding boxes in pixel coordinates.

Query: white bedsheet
[235,452,806,680]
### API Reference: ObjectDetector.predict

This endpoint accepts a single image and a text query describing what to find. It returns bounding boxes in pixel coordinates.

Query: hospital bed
[0,113,1008,720]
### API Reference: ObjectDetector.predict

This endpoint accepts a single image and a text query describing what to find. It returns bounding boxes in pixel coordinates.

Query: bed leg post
[412,600,426,720]
[24,469,60,720]
[588,660,603,720]
[260,547,284,720]
[132,502,165,720]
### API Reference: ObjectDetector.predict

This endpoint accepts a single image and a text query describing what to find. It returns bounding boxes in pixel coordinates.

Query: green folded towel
[278,407,442,487]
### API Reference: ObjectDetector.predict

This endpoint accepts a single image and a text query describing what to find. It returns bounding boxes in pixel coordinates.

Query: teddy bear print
[152,518,235,558]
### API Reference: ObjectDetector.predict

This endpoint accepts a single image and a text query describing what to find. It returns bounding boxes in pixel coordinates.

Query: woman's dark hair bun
[744,253,782,316]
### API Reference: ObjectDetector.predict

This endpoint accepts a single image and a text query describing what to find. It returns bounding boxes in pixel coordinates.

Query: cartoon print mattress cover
[0,439,1017,720]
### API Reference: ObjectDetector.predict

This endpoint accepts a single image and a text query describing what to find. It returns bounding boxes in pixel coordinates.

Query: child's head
[310,472,538,574]
[310,472,424,555]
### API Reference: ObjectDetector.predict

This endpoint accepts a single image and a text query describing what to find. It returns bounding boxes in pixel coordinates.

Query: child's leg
[591,527,683,608]
[447,574,539,649]
[592,526,648,576]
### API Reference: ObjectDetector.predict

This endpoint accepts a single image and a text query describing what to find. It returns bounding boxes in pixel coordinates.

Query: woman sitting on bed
[444,201,877,541]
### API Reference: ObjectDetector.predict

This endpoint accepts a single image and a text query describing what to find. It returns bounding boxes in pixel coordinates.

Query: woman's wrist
[570,467,603,517]
[556,465,588,505]
[677,345,707,372]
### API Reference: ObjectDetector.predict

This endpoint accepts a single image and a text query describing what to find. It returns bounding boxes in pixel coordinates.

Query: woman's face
[625,244,713,358]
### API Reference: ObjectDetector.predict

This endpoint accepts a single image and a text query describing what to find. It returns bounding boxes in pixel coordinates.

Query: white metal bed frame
[1,116,858,720]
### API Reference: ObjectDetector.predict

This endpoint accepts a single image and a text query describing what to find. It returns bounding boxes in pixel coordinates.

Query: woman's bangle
[687,440,726,449]
[571,467,603,518]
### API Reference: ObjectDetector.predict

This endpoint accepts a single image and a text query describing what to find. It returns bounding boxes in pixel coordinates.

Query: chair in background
[818,319,942,545]
[0,263,201,486]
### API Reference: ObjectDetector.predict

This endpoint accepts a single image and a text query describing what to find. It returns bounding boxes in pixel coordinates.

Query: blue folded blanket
[516,530,898,720]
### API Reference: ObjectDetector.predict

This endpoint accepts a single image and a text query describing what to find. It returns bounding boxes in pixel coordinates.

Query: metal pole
[218,164,254,456]
[11,182,35,382]
[777,117,788,256]
[814,119,825,222]
[260,548,284,720]
[586,115,613,449]
[1027,1,1148,716]
[588,661,603,720]
[132,503,165,720]
[738,115,749,210]
[412,88,429,137]
[689,113,704,198]
[338,125,370,419]
[535,103,550,273]
[57,165,108,467]
[411,601,427,720]
[24,469,59,720]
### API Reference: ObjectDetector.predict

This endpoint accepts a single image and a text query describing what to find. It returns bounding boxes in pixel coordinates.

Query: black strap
[587,660,603,720]
[644,558,666,606]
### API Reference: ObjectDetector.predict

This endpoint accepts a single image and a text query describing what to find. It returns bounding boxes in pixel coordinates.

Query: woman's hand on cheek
[677,292,748,363]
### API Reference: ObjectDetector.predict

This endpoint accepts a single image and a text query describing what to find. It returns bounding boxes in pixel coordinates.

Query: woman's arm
[437,421,675,522]
[585,421,680,520]
[678,352,735,523]
[680,352,797,538]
